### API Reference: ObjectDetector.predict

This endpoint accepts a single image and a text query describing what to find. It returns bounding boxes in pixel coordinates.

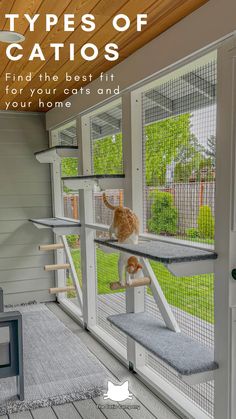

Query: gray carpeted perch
[108,312,218,376]
[95,238,217,264]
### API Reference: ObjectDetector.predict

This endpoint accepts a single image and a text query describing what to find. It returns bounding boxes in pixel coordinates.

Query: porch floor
[3,303,180,419]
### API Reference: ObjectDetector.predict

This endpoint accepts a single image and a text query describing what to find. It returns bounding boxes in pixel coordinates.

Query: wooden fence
[64,181,215,234]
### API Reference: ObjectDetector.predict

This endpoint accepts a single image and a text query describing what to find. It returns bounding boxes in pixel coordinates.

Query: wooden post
[73,195,79,220]
[44,263,70,271]
[110,277,151,290]
[39,243,64,251]
[49,286,75,294]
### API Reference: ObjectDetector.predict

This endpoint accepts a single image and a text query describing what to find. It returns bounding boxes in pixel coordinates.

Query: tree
[203,135,216,167]
[145,114,193,186]
[197,206,215,239]
[61,158,78,177]
[61,158,78,193]
[148,190,178,235]
[93,134,123,174]
[174,133,205,182]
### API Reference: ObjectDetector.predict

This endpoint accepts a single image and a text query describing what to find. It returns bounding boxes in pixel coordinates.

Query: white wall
[46,0,236,130]
[0,112,55,305]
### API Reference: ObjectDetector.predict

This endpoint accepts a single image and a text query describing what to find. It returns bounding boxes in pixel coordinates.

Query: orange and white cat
[103,193,140,286]
[126,256,143,276]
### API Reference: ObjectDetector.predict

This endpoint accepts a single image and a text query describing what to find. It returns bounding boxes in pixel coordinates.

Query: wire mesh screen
[142,57,216,417]
[145,266,214,417]
[143,60,216,247]
[51,121,77,146]
[93,190,123,225]
[146,349,214,417]
[95,243,127,349]
[90,104,123,175]
[90,103,124,225]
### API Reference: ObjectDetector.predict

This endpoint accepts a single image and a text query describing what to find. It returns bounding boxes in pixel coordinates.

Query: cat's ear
[107,381,113,389]
[123,381,129,389]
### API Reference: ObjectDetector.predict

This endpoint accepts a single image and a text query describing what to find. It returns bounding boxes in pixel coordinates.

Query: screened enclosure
[51,49,222,419]
[80,53,217,418]
[51,120,77,147]
[140,55,216,417]
[90,102,124,226]
[142,59,216,246]
[86,102,127,346]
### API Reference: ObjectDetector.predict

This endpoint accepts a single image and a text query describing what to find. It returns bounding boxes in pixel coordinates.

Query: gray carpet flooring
[0,304,109,416]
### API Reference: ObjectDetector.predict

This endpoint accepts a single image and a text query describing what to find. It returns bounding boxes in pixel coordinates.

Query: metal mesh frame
[93,189,123,225]
[142,60,216,247]
[88,103,126,344]
[141,59,217,417]
[146,351,214,417]
[90,104,123,176]
[52,120,77,146]
[89,103,124,225]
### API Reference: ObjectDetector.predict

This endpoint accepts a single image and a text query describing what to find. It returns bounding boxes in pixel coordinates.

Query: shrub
[186,228,199,238]
[66,235,79,248]
[148,190,178,235]
[197,206,215,239]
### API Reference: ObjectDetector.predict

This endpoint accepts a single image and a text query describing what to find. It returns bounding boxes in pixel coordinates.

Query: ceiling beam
[181,72,215,99]
[97,112,121,129]
[145,90,216,126]
[92,123,102,135]
[62,129,76,138]
[145,90,173,113]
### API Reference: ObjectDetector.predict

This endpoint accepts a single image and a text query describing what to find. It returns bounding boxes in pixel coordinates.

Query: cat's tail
[103,193,119,210]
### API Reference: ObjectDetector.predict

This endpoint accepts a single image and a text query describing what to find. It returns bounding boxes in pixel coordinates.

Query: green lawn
[69,248,214,324]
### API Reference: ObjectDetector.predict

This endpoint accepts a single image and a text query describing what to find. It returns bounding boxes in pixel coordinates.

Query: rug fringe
[0,387,104,416]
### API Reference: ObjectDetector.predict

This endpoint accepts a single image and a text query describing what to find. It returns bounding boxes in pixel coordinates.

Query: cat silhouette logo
[103,381,133,402]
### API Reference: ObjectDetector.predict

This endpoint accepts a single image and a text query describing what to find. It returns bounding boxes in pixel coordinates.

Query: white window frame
[48,36,236,419]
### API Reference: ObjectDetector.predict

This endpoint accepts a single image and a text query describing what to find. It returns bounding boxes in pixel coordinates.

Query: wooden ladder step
[110,277,151,291]
[39,243,64,251]
[49,286,75,294]
[44,263,70,272]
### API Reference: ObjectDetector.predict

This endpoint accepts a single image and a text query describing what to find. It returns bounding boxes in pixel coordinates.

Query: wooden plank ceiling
[0,0,208,112]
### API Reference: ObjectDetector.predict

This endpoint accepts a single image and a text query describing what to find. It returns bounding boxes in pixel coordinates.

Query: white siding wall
[0,112,55,305]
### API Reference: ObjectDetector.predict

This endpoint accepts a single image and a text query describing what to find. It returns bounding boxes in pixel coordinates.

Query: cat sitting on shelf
[103,193,140,286]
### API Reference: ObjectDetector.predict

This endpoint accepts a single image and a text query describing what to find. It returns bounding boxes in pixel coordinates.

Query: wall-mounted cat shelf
[95,238,217,277]
[29,217,81,235]
[62,174,125,191]
[34,146,78,163]
[108,312,218,385]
